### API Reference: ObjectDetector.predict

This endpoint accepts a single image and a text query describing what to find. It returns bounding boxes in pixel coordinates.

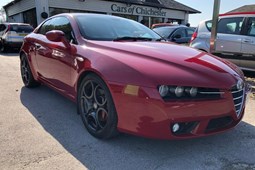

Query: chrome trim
[232,89,243,93]
[233,96,243,100]
[234,103,242,107]
[231,86,245,118]
[199,91,225,94]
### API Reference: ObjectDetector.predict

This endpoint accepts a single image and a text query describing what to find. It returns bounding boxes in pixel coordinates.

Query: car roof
[153,25,188,29]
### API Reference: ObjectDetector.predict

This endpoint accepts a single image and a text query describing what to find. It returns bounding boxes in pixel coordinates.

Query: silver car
[0,23,34,52]
[190,12,255,71]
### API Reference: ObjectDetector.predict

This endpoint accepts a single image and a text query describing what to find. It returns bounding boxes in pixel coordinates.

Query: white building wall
[35,0,49,25]
[6,0,35,16]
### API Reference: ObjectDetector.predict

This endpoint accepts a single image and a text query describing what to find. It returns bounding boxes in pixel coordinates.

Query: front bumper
[110,83,251,140]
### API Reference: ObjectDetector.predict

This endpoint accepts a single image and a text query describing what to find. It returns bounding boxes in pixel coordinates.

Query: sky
[0,0,255,26]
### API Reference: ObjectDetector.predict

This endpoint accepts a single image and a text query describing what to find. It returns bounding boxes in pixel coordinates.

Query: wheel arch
[19,50,39,82]
[76,70,113,103]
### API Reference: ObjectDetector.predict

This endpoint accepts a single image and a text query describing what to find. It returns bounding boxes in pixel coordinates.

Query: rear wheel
[78,74,118,139]
[20,54,40,88]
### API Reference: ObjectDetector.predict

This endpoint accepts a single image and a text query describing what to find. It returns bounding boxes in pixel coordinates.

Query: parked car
[190,12,255,71]
[20,13,250,140]
[0,23,34,52]
[151,23,178,29]
[153,25,195,44]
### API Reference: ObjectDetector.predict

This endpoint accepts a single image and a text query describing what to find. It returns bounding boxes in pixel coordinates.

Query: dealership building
[3,0,200,28]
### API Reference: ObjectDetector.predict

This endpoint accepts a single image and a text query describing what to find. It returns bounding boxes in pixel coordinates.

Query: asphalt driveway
[0,53,255,170]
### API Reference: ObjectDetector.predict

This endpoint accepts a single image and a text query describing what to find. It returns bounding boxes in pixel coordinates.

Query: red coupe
[20,13,250,140]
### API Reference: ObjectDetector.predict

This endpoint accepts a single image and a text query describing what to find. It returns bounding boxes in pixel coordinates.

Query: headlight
[189,87,198,97]
[159,85,169,97]
[175,86,184,97]
[158,85,221,100]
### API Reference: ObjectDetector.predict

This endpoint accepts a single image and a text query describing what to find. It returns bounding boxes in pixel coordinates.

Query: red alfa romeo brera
[20,13,251,140]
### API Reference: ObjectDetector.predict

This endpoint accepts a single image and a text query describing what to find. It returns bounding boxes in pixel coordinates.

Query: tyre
[20,54,40,88]
[78,74,118,139]
[0,43,7,53]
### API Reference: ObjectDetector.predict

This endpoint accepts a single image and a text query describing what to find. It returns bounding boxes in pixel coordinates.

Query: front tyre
[78,74,118,139]
[20,54,40,88]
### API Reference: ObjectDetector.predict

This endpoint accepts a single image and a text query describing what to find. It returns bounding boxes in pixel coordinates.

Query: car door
[215,17,246,67]
[240,17,255,70]
[215,17,245,54]
[35,16,76,94]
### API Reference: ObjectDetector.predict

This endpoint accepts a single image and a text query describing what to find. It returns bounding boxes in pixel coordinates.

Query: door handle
[35,43,41,49]
[243,39,252,43]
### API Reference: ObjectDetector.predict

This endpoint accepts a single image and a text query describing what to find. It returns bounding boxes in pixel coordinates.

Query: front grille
[231,85,245,117]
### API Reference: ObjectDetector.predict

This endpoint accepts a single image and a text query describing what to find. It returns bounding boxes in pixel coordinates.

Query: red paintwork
[220,12,255,17]
[21,13,249,140]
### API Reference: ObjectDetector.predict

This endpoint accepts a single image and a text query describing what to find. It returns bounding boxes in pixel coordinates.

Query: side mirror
[46,30,65,42]
[46,30,71,49]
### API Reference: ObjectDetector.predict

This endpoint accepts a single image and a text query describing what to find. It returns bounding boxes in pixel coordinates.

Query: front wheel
[78,74,118,139]
[20,54,40,88]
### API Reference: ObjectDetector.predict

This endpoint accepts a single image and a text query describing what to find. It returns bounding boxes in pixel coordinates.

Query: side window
[247,17,255,37]
[172,28,186,38]
[187,28,194,38]
[218,17,244,35]
[51,17,73,42]
[205,20,212,31]
[38,19,53,35]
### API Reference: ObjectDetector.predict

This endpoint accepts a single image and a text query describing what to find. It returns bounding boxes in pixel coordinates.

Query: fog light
[172,123,180,133]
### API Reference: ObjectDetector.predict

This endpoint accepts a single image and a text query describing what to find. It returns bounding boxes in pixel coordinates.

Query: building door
[23,8,37,28]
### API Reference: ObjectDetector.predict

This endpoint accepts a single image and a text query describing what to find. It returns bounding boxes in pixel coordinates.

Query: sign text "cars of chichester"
[111,4,166,17]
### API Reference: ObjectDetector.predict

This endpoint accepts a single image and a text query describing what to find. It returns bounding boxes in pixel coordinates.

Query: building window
[23,8,37,28]
[49,8,106,17]
[112,13,138,22]
[151,17,164,26]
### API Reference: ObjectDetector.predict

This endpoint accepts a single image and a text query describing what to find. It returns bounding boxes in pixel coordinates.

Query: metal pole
[210,0,221,53]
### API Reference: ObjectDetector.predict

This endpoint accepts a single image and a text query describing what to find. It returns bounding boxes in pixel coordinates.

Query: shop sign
[111,4,166,17]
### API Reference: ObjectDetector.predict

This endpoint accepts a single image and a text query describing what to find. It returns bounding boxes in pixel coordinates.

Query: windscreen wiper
[113,36,153,41]
[156,37,166,41]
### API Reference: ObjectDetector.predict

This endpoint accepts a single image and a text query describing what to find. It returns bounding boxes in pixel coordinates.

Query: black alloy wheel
[20,54,40,88]
[78,74,118,139]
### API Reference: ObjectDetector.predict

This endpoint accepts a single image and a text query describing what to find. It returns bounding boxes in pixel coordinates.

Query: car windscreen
[153,27,176,39]
[75,15,161,41]
[10,25,34,33]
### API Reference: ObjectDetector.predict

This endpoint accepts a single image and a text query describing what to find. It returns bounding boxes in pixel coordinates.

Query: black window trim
[244,17,255,37]
[37,16,78,45]
[205,17,247,36]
